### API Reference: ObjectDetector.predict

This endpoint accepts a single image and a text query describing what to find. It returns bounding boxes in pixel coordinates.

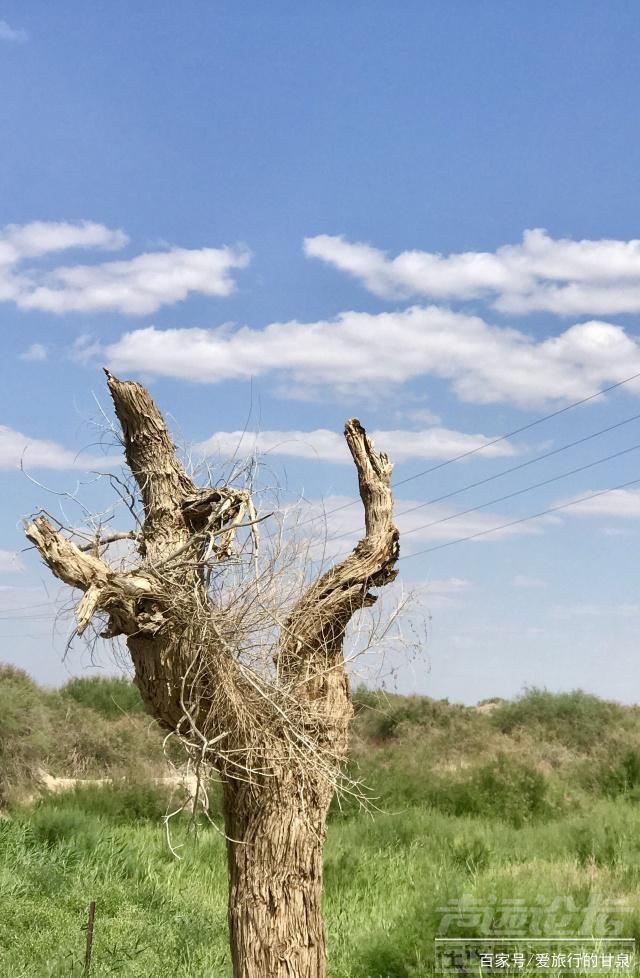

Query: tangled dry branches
[25,373,400,810]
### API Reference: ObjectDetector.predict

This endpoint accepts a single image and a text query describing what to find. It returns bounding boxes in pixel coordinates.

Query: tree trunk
[24,376,399,977]
[223,775,332,978]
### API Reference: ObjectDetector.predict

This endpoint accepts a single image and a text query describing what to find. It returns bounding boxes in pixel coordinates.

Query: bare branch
[25,515,158,637]
[105,370,196,560]
[78,530,140,553]
[25,515,111,591]
[279,418,399,680]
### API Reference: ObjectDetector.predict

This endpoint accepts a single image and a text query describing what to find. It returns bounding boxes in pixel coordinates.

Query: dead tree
[25,372,399,978]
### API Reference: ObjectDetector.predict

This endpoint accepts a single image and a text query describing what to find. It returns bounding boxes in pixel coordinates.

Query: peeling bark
[24,376,399,978]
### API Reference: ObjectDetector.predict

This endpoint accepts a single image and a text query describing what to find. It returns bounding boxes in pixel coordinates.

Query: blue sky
[3,1,640,703]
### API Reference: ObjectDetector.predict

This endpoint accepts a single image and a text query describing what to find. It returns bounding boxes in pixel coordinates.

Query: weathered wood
[279,418,399,687]
[24,377,399,978]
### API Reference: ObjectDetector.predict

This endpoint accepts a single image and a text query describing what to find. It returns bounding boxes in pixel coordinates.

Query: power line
[330,408,640,540]
[397,441,640,540]
[295,367,640,529]
[394,368,640,488]
[399,476,640,560]
[398,410,640,517]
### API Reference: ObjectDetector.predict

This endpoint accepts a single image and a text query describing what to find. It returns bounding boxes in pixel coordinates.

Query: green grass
[60,676,145,719]
[3,673,640,975]
[2,795,640,977]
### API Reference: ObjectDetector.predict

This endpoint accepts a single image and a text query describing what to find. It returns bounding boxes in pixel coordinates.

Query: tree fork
[24,373,399,978]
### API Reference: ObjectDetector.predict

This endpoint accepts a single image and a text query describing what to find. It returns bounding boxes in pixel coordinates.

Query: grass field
[2,670,640,976]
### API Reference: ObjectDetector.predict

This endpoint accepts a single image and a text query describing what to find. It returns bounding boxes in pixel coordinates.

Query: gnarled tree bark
[24,374,399,978]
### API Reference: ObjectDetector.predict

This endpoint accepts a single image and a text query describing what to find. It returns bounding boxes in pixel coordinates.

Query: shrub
[0,666,169,803]
[0,666,52,804]
[28,805,102,850]
[451,834,491,872]
[351,688,471,742]
[585,749,640,799]
[428,754,553,826]
[572,821,626,867]
[491,688,626,752]
[60,675,144,718]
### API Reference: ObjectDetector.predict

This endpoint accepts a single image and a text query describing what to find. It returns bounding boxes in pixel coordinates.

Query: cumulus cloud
[0,20,27,42]
[0,220,249,315]
[195,425,518,464]
[0,221,127,269]
[553,603,640,619]
[398,407,441,425]
[397,503,554,550]
[101,306,640,408]
[304,229,640,316]
[408,577,474,608]
[20,343,47,362]
[600,526,635,537]
[0,424,110,470]
[559,488,640,519]
[300,495,552,558]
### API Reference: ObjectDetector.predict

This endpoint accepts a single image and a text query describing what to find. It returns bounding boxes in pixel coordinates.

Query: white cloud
[0,551,25,573]
[0,220,249,315]
[553,603,640,619]
[195,425,518,464]
[0,20,27,42]
[21,343,47,362]
[101,306,640,408]
[422,577,474,592]
[298,495,552,558]
[559,488,640,519]
[0,221,127,268]
[512,574,547,589]
[72,334,105,364]
[0,424,110,470]
[600,526,635,537]
[397,407,441,425]
[397,502,553,548]
[304,229,640,316]
[20,247,249,315]
[282,495,558,568]
[375,428,519,462]
[403,577,474,609]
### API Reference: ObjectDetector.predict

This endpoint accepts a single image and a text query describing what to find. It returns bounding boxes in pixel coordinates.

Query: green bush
[334,752,553,827]
[0,666,170,805]
[428,754,553,826]
[450,834,491,872]
[61,675,144,718]
[491,687,627,752]
[351,688,471,742]
[0,666,52,804]
[584,748,640,799]
[572,821,627,867]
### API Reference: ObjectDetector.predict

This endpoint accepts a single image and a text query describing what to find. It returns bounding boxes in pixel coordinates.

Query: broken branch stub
[104,369,197,562]
[278,418,399,687]
[24,515,160,638]
[24,380,399,769]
